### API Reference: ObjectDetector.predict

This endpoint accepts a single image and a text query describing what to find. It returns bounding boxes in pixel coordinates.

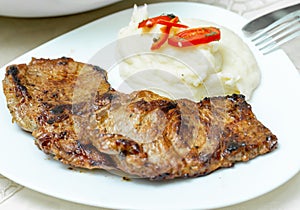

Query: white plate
[0,0,121,18]
[0,2,299,210]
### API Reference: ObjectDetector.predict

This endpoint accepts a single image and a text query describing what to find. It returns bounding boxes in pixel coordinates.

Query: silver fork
[250,10,300,55]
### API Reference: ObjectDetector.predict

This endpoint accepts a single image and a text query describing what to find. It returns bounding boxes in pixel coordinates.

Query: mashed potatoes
[117,5,260,100]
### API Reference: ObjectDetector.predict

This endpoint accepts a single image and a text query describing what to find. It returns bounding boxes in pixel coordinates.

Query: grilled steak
[2,57,277,180]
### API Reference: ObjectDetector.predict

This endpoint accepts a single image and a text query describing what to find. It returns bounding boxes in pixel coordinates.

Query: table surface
[0,0,299,209]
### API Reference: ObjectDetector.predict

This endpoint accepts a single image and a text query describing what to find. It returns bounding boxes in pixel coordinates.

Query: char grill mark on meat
[2,57,278,180]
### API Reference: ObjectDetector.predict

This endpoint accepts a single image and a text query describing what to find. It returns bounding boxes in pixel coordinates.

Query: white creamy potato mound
[117,5,260,100]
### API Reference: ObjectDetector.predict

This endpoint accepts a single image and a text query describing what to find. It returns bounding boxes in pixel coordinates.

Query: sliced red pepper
[151,26,171,50]
[138,15,172,28]
[150,16,181,50]
[168,27,221,47]
[138,14,187,29]
[156,20,188,28]
[145,15,185,50]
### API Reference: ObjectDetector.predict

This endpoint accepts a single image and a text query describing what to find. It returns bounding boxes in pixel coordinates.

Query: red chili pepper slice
[168,27,221,47]
[138,15,172,28]
[150,16,181,50]
[156,20,188,28]
[151,26,171,50]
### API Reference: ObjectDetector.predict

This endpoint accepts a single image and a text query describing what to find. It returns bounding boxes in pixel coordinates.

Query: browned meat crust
[2,57,277,180]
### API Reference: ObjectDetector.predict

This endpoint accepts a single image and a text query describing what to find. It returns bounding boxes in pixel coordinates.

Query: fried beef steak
[2,57,277,180]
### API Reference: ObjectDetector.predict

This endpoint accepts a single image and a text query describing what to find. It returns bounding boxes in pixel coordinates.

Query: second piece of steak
[2,57,277,180]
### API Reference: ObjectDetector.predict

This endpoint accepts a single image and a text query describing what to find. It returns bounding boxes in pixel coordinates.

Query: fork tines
[251,10,300,54]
